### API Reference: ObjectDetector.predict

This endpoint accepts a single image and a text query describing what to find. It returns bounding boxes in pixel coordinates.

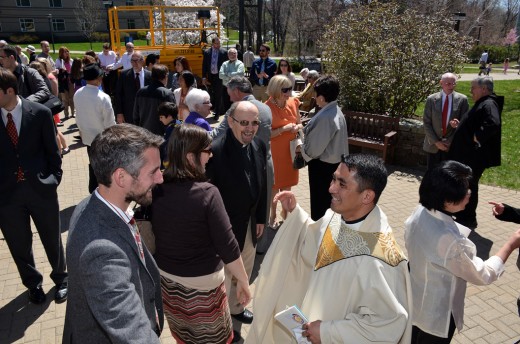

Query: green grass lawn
[416,80,520,190]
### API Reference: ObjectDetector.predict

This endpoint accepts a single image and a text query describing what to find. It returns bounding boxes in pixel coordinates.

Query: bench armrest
[384,131,397,146]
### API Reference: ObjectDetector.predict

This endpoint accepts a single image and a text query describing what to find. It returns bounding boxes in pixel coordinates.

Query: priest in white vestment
[246,154,412,344]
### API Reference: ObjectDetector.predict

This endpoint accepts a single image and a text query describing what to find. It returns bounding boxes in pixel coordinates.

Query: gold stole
[315,213,407,270]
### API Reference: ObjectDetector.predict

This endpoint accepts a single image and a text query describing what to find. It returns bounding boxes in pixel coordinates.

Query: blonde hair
[266,75,292,99]
[36,57,53,75]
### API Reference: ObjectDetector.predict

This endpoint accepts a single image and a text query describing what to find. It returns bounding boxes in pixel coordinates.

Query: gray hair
[227,76,253,94]
[228,48,237,54]
[300,68,309,78]
[90,124,164,187]
[184,88,210,112]
[441,72,456,81]
[307,70,320,81]
[473,76,494,92]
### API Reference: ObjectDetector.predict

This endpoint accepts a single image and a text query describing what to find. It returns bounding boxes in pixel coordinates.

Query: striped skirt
[161,274,234,344]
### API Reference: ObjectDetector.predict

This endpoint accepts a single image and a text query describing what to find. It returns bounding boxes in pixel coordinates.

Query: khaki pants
[252,85,268,102]
[225,221,255,314]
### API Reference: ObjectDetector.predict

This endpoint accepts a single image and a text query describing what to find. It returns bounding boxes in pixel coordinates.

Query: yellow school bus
[107,5,221,77]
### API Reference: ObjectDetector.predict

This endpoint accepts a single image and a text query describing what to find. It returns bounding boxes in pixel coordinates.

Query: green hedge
[467,44,519,63]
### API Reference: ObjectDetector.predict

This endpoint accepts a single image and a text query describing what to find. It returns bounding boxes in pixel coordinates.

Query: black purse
[293,152,307,169]
[43,94,65,115]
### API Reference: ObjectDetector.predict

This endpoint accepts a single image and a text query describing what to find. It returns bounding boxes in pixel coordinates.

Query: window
[16,0,31,6]
[20,18,35,32]
[126,0,134,5]
[49,0,62,7]
[52,19,65,32]
[127,19,136,30]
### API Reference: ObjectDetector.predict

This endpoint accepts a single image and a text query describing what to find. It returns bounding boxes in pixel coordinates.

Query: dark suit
[114,68,151,124]
[206,130,267,314]
[202,47,228,116]
[0,98,66,289]
[133,79,175,136]
[449,93,502,228]
[63,194,163,343]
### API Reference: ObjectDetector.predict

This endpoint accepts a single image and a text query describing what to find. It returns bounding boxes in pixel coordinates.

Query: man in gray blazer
[63,124,164,344]
[211,76,273,228]
[423,72,469,170]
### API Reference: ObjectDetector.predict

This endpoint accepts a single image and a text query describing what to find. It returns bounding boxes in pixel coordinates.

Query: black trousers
[308,159,339,221]
[208,73,224,116]
[411,314,456,344]
[455,165,484,228]
[87,145,98,194]
[0,182,67,289]
[426,150,449,171]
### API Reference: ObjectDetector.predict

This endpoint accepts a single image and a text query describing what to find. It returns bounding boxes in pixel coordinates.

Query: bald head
[227,101,260,145]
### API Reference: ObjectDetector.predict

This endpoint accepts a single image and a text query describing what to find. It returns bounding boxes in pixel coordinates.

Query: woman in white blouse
[405,160,520,344]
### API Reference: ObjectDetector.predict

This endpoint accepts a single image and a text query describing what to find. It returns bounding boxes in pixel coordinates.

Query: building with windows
[0,0,151,43]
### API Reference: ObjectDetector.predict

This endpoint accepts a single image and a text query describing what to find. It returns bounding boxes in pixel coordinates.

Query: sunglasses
[231,116,260,127]
[279,64,288,67]
[281,87,292,93]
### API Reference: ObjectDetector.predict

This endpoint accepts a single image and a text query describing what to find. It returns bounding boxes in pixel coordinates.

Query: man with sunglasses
[250,44,277,102]
[247,154,412,344]
[206,101,267,342]
[423,72,468,170]
[114,51,151,124]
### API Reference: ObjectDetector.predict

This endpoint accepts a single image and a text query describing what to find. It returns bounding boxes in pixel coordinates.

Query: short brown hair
[0,68,18,95]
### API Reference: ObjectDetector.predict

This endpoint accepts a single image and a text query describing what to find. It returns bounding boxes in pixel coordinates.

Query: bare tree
[74,0,103,50]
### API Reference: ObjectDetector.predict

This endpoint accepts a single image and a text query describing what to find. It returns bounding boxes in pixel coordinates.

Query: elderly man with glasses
[206,101,267,342]
[114,51,151,124]
[422,72,469,171]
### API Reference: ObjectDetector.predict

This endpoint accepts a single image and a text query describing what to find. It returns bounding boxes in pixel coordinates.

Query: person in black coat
[205,101,266,337]
[202,37,228,119]
[114,51,151,124]
[0,68,67,304]
[448,76,501,229]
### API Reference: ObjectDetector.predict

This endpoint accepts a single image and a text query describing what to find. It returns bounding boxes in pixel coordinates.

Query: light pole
[47,14,56,53]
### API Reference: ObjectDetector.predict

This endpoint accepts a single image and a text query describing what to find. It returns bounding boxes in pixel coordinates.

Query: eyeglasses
[259,49,267,52]
[443,82,456,86]
[201,148,212,155]
[231,116,260,127]
[281,87,292,93]
[202,100,211,105]
[130,59,141,62]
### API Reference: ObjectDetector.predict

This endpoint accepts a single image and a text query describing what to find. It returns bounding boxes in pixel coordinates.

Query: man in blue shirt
[250,44,277,102]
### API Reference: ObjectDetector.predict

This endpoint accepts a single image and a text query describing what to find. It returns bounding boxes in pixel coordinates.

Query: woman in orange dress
[265,75,303,226]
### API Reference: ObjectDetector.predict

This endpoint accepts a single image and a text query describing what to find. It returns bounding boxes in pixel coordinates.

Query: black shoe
[29,286,46,304]
[232,330,241,343]
[54,282,68,303]
[232,309,253,324]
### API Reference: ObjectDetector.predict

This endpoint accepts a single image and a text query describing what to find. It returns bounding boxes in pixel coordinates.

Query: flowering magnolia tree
[150,0,226,45]
[321,2,473,117]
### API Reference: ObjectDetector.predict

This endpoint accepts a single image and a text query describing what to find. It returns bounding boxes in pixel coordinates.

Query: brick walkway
[1,116,519,343]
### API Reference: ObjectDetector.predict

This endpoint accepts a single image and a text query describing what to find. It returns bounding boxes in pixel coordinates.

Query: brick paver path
[1,116,519,343]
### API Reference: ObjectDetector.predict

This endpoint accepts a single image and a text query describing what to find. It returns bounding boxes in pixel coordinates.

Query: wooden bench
[344,111,399,163]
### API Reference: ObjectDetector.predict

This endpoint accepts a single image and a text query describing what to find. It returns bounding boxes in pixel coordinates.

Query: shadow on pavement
[0,291,51,342]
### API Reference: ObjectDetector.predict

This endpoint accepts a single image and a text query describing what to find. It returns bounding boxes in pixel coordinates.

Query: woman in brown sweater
[151,124,250,344]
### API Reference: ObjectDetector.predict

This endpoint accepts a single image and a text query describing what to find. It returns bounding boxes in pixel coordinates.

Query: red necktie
[129,217,145,260]
[441,96,449,137]
[6,113,24,181]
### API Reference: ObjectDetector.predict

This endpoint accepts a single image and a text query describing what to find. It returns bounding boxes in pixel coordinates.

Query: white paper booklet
[274,305,309,343]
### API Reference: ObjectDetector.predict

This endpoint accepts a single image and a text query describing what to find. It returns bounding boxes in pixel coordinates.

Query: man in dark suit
[202,37,228,120]
[423,72,469,170]
[114,51,151,124]
[210,76,273,228]
[63,124,164,343]
[0,68,67,304]
[206,101,267,342]
[133,64,175,136]
[449,76,502,229]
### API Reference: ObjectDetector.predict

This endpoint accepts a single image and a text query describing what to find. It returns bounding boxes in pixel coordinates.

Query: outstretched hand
[489,201,505,216]
[273,191,297,217]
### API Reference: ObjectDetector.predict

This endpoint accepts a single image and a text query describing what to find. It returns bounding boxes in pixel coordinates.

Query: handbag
[290,129,307,170]
[43,94,65,115]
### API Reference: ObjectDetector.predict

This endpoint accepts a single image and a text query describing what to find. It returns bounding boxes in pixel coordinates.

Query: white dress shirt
[1,96,23,133]
[405,205,505,337]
